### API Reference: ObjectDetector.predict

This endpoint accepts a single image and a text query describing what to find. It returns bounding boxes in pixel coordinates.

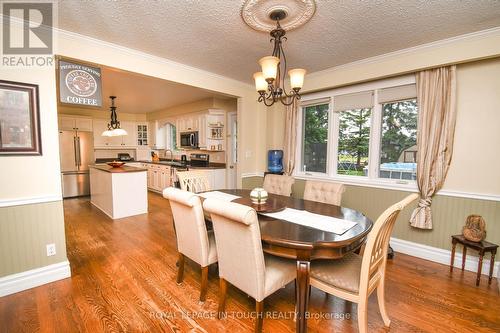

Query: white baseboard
[390,237,499,278]
[0,261,71,297]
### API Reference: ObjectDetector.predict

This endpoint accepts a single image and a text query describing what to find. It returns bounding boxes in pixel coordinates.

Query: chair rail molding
[0,261,71,297]
[390,237,499,278]
[0,195,63,208]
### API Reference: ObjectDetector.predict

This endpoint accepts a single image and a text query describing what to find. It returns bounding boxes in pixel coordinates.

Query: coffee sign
[58,60,102,106]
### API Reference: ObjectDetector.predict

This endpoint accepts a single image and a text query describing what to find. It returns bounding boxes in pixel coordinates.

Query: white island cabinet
[90,165,148,219]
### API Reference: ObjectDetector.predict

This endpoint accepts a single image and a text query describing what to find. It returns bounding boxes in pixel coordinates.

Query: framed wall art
[58,59,102,107]
[0,80,42,155]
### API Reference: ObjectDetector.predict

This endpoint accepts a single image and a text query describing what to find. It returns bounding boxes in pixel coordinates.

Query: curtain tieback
[417,197,432,208]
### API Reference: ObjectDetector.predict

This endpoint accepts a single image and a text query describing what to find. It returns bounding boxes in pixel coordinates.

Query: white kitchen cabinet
[59,116,93,132]
[198,114,207,149]
[143,163,172,192]
[177,114,198,132]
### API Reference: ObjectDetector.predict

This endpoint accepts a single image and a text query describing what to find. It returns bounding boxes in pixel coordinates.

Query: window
[301,103,329,173]
[337,108,371,176]
[165,122,177,150]
[296,78,418,187]
[379,99,418,180]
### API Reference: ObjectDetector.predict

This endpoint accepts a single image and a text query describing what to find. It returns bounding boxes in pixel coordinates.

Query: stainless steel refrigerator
[59,130,94,198]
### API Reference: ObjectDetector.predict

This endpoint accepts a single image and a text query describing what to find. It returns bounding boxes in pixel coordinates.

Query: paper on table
[197,191,241,202]
[262,208,357,235]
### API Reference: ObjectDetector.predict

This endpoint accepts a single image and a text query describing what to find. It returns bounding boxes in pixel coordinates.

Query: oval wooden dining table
[216,189,373,333]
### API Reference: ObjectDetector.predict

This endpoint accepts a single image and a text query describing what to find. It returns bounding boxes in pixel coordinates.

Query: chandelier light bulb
[253,72,268,92]
[258,56,280,81]
[289,68,307,90]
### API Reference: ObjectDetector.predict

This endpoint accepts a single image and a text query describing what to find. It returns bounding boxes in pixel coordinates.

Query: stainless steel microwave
[180,131,199,149]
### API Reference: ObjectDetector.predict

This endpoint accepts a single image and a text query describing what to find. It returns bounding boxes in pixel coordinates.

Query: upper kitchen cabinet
[92,119,137,148]
[58,116,93,132]
[136,123,149,146]
[177,114,199,132]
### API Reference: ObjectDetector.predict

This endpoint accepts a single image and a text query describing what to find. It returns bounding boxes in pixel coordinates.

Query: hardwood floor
[1,192,499,332]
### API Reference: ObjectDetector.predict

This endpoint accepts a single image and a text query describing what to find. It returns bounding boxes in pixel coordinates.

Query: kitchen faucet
[165,149,174,162]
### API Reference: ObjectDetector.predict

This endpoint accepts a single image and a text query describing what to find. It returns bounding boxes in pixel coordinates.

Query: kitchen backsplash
[155,149,225,162]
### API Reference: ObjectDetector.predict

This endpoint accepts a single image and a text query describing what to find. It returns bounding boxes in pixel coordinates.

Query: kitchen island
[89,165,148,219]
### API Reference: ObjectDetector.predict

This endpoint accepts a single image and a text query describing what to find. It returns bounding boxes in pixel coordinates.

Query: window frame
[294,75,418,191]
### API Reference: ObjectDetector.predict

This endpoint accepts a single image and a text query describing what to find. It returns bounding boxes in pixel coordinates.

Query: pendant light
[102,96,127,137]
[253,10,306,106]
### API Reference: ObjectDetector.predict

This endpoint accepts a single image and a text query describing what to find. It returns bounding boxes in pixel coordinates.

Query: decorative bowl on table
[250,188,268,205]
[107,161,125,168]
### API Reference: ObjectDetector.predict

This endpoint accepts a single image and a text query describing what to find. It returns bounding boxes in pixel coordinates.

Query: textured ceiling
[57,0,500,83]
[99,67,217,114]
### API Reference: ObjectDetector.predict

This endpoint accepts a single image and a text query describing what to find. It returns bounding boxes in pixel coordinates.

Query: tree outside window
[302,104,329,173]
[337,108,371,176]
[379,99,418,180]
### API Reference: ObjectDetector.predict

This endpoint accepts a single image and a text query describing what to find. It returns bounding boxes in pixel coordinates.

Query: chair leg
[176,253,185,284]
[255,300,264,333]
[218,278,227,319]
[200,266,209,302]
[357,300,368,333]
[377,282,391,327]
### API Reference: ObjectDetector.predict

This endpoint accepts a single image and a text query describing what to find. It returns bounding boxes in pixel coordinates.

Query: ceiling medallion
[241,0,316,32]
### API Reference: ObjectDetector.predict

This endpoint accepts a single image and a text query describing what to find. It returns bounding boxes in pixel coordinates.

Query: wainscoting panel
[0,200,68,278]
[242,176,500,256]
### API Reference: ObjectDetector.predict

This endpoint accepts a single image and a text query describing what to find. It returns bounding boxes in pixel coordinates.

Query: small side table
[450,235,498,286]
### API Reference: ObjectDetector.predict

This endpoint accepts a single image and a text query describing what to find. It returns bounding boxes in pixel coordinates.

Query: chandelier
[253,10,306,107]
[102,96,127,137]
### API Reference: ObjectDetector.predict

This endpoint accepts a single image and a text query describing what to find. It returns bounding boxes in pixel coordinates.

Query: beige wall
[0,65,61,201]
[445,58,500,194]
[0,21,68,278]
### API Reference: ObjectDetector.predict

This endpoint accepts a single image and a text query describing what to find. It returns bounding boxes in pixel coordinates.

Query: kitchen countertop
[136,160,226,170]
[90,165,148,173]
[94,159,226,170]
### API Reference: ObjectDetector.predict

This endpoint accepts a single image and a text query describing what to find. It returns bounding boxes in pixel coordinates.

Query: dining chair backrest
[163,187,212,266]
[177,171,211,193]
[359,193,418,295]
[303,180,346,206]
[263,174,295,196]
[203,198,266,301]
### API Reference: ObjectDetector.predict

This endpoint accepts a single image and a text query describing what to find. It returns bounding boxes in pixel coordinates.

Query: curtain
[410,65,457,229]
[283,100,299,175]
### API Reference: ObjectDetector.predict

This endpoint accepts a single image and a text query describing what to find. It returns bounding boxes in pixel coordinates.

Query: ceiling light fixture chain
[253,9,306,107]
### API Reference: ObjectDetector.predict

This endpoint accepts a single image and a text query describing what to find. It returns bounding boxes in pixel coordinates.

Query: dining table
[215,189,374,333]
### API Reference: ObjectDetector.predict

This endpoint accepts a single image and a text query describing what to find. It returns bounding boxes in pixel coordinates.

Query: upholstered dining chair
[163,187,217,302]
[303,180,346,206]
[203,198,296,333]
[262,174,295,196]
[177,170,211,193]
[310,193,418,333]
